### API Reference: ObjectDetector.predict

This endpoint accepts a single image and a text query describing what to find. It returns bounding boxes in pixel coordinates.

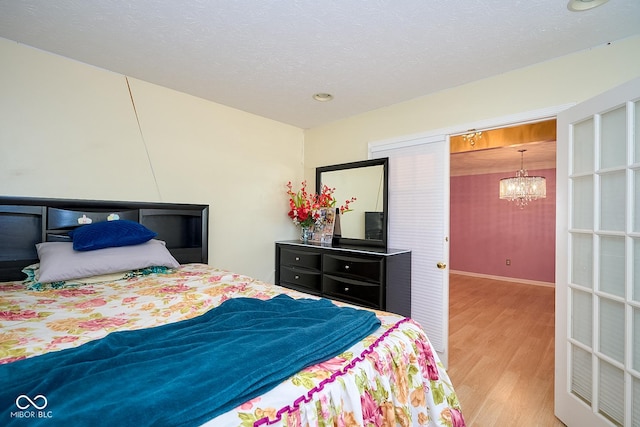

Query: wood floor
[447,274,566,427]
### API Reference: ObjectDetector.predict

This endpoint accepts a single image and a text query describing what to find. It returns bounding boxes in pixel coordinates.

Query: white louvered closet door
[372,135,450,365]
[556,77,640,427]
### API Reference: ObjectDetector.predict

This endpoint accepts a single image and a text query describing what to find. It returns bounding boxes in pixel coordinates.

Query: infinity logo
[15,395,48,410]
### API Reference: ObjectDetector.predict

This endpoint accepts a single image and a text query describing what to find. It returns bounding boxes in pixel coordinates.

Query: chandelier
[499,149,546,208]
[461,130,482,148]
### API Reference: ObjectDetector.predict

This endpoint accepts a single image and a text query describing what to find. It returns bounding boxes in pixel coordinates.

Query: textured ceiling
[0,1,639,129]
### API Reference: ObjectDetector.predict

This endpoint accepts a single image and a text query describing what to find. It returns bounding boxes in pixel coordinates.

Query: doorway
[449,121,557,285]
[368,102,569,374]
[447,120,558,424]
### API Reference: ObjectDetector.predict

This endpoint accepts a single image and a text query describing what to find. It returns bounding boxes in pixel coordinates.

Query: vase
[299,225,313,243]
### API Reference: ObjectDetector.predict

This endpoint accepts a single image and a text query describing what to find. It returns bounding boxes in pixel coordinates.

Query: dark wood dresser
[275,241,411,317]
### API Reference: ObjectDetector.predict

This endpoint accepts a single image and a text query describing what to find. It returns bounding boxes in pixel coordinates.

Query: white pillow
[22,263,128,284]
[36,239,180,283]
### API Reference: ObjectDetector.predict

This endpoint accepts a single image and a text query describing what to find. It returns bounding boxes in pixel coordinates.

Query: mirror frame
[316,158,388,248]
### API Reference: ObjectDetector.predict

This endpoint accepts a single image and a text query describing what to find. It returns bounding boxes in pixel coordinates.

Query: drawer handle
[294,275,300,280]
[295,257,300,261]
[344,287,350,292]
[344,265,350,270]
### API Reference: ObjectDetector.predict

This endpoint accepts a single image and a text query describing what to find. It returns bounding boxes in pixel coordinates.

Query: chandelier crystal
[499,149,546,208]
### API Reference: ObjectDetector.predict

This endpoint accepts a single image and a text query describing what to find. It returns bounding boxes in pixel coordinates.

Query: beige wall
[0,38,304,281]
[304,35,640,178]
[2,35,640,282]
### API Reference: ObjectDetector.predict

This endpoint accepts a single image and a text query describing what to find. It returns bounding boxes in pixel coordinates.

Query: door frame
[368,104,574,152]
[368,103,573,368]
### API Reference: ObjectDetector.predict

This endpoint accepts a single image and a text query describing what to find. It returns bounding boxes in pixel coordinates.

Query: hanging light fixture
[462,130,482,148]
[499,149,546,208]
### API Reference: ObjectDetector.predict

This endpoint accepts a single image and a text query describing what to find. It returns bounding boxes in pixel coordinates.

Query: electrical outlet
[506,259,511,266]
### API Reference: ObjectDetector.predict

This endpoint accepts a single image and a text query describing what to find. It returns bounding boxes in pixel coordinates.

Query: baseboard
[449,270,555,288]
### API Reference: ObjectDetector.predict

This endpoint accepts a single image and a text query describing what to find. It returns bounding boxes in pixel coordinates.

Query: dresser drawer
[279,266,321,294]
[275,242,410,315]
[323,254,382,283]
[280,247,322,271]
[323,275,381,309]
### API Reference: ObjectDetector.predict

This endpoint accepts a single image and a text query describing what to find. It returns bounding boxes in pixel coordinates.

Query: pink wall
[450,168,556,284]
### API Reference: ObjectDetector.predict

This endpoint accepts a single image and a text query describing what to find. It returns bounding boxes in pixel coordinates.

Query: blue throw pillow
[69,220,157,251]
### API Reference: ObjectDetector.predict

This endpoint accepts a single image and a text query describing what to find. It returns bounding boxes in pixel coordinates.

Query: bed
[0,197,465,427]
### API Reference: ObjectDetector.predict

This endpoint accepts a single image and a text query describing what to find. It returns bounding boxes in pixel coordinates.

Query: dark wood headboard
[0,196,209,282]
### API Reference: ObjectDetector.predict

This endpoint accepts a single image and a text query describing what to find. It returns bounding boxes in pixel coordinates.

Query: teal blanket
[0,295,380,426]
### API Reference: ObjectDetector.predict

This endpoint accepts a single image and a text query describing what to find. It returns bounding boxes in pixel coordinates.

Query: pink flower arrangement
[286,181,356,227]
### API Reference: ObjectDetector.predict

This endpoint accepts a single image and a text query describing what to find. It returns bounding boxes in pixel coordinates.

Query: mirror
[316,158,388,248]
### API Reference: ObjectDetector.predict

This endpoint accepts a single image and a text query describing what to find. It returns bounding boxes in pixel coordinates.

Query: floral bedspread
[0,263,465,427]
